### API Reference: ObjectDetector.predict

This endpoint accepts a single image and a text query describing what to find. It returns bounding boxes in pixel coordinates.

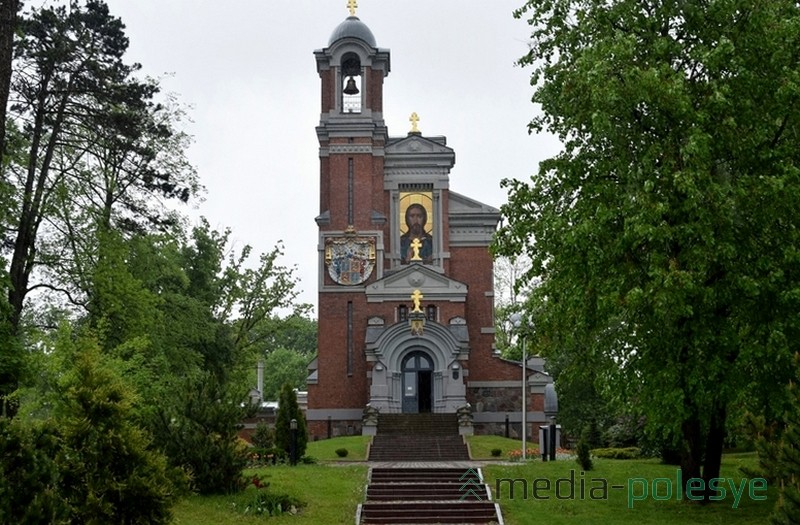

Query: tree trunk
[680,413,703,496]
[0,0,18,162]
[702,403,727,499]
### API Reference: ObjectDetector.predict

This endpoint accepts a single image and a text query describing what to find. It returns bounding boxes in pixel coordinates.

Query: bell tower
[307,4,391,434]
[313,5,390,233]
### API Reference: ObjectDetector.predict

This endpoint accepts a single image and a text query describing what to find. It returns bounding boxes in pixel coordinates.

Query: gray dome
[328,16,376,47]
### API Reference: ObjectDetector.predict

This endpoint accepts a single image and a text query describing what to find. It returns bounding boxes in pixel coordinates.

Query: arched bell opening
[341,52,362,113]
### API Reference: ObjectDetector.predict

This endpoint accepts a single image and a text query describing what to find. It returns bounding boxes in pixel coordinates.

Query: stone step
[358,468,501,525]
[369,435,469,461]
[376,414,460,436]
[366,487,489,501]
[360,501,499,524]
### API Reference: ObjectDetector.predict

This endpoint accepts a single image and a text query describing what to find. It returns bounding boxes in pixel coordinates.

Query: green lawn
[483,454,774,525]
[172,450,775,525]
[172,463,368,525]
[306,435,371,461]
[467,434,537,460]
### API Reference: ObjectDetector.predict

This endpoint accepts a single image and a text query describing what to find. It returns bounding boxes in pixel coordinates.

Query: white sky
[101,0,561,312]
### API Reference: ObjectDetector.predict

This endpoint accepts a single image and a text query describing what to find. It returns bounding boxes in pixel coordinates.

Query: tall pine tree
[275,383,307,461]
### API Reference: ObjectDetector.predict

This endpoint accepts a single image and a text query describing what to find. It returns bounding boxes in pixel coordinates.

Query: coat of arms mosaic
[325,236,376,285]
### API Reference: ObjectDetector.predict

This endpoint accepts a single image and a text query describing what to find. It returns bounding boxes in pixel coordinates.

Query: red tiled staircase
[359,468,501,524]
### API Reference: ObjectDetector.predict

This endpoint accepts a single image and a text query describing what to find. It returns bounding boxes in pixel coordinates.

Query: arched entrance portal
[401,351,433,413]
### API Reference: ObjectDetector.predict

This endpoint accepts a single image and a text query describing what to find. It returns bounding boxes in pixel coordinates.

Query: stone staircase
[358,414,502,524]
[359,468,501,524]
[368,413,470,462]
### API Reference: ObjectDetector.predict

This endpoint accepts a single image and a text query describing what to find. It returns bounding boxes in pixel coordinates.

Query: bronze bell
[343,76,359,95]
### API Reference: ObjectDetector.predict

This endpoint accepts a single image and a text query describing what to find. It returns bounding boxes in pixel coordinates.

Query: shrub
[591,447,641,460]
[491,448,503,457]
[335,448,349,458]
[576,428,593,471]
[0,419,68,524]
[251,422,274,450]
[146,373,250,494]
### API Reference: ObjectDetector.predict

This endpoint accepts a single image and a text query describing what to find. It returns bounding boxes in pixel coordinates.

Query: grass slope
[172,464,367,525]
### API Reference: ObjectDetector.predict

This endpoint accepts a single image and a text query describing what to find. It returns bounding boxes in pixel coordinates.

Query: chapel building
[305,7,555,440]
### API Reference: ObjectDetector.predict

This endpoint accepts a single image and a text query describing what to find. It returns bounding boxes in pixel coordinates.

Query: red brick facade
[305,13,552,439]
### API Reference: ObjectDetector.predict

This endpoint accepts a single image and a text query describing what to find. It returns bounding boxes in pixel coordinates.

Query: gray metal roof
[328,16,377,46]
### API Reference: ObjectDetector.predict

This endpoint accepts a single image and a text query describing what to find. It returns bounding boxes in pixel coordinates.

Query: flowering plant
[507,448,538,461]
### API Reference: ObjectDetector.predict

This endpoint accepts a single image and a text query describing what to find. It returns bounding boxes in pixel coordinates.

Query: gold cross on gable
[409,112,420,133]
[410,238,423,261]
[411,289,424,313]
[347,0,358,16]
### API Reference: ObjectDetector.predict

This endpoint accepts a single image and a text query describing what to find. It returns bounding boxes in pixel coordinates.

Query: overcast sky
[99,0,561,312]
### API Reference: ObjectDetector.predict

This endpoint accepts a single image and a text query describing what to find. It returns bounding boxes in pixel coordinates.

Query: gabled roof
[384,133,455,170]
[365,262,467,303]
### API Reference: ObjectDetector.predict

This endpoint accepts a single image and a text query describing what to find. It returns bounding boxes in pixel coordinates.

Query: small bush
[300,455,318,464]
[576,428,593,471]
[491,448,503,457]
[251,423,274,450]
[335,448,349,458]
[591,447,641,460]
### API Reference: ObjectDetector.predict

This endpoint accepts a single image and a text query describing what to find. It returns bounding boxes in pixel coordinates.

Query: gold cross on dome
[409,112,420,133]
[347,0,358,16]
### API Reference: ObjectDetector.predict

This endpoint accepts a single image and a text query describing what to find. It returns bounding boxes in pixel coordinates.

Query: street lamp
[510,312,527,461]
[290,418,298,466]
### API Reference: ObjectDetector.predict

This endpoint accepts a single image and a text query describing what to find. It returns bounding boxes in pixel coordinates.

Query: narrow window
[398,305,408,322]
[426,305,437,322]
[347,301,353,377]
[347,158,354,226]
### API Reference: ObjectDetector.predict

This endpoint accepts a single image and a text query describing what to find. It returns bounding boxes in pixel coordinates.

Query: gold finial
[411,289,424,313]
[409,112,420,134]
[347,0,358,16]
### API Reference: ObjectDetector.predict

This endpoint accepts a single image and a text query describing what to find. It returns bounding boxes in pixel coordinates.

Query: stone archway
[366,321,467,413]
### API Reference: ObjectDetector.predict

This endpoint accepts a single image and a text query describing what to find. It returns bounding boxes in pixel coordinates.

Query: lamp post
[510,313,527,461]
[290,418,298,466]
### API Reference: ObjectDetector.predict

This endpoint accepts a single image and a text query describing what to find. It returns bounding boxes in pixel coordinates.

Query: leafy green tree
[493,255,532,358]
[250,313,317,357]
[260,347,311,401]
[138,220,301,493]
[275,383,307,460]
[496,0,800,500]
[2,0,197,417]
